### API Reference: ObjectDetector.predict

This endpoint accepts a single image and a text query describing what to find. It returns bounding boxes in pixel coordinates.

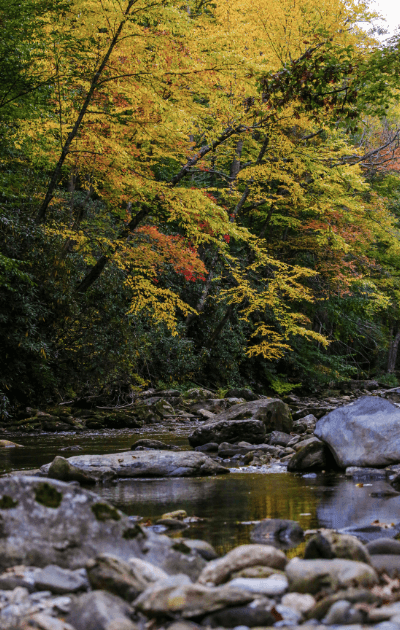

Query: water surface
[1,429,399,556]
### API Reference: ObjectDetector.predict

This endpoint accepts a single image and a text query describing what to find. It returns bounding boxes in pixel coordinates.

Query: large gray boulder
[189,419,266,448]
[44,450,229,480]
[315,395,400,468]
[188,399,291,447]
[0,476,206,579]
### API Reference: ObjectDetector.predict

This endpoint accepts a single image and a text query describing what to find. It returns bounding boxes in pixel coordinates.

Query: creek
[1,428,399,557]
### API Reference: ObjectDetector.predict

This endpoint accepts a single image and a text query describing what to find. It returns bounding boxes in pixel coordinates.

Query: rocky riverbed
[2,475,400,630]
[3,382,400,628]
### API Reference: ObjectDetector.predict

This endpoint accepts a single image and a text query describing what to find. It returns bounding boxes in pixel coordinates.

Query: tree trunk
[35,0,137,224]
[205,303,235,349]
[185,252,218,326]
[230,140,243,181]
[388,328,400,373]
[75,205,150,293]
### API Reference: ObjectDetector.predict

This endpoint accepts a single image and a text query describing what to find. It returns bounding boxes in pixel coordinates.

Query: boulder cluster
[1,476,400,630]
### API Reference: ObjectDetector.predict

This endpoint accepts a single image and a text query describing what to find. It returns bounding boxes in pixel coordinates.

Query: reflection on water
[95,473,321,556]
[317,478,400,540]
[2,431,400,554]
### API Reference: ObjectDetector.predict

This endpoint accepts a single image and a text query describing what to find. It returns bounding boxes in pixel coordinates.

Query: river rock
[287,441,335,472]
[188,399,292,447]
[231,565,282,578]
[306,587,382,620]
[131,439,178,451]
[389,472,400,492]
[86,554,154,600]
[179,539,218,561]
[382,387,400,403]
[127,558,168,582]
[33,565,89,594]
[184,388,218,401]
[269,431,292,447]
[323,599,363,625]
[293,436,320,451]
[366,538,400,555]
[153,398,176,417]
[48,456,97,485]
[189,399,238,414]
[197,544,287,585]
[21,613,76,630]
[369,555,400,577]
[225,388,259,401]
[304,530,371,564]
[0,440,23,448]
[197,409,216,419]
[250,519,304,546]
[43,450,229,480]
[314,395,400,468]
[285,558,378,594]
[133,575,254,617]
[67,590,137,630]
[281,592,316,615]
[297,414,317,428]
[0,586,74,629]
[189,419,266,447]
[0,476,206,579]
[194,443,218,453]
[202,600,276,627]
[228,574,288,596]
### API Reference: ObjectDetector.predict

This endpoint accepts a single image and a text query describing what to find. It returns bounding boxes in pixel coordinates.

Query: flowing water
[1,428,399,556]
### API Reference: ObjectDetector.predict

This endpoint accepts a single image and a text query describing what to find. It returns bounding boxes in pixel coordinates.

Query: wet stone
[198,544,287,586]
[269,431,292,447]
[322,599,363,625]
[250,519,304,547]
[370,554,400,577]
[86,554,152,601]
[227,574,288,596]
[366,538,400,555]
[202,600,276,628]
[67,590,137,630]
[304,530,371,564]
[133,574,254,618]
[285,558,378,594]
[33,565,89,594]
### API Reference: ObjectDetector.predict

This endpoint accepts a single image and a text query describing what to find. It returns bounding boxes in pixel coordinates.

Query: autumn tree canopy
[1,0,400,407]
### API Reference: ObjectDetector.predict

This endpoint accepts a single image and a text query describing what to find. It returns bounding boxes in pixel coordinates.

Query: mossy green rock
[154,398,175,417]
[48,456,96,485]
[134,405,159,424]
[0,476,207,579]
[183,388,218,402]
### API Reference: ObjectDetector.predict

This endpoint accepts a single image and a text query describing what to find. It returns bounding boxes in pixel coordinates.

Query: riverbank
[2,381,396,435]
